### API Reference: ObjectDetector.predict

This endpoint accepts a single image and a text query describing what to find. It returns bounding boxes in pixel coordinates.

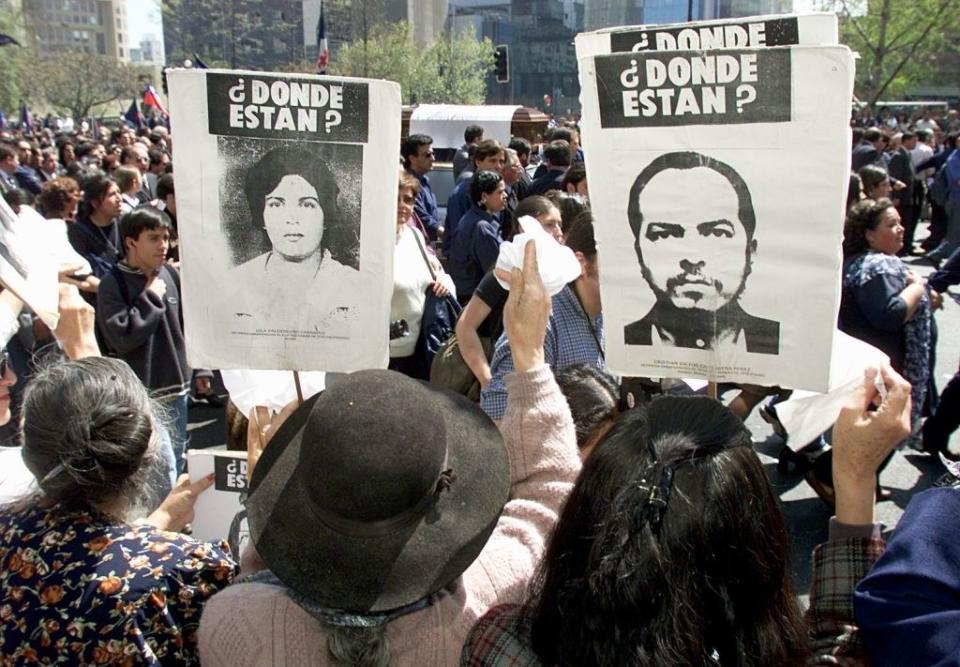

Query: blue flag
[192,53,209,69]
[124,99,142,128]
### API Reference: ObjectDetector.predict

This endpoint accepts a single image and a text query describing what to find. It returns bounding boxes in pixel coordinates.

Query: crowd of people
[0,101,956,666]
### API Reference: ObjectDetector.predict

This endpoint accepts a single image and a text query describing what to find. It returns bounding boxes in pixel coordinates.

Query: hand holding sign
[247,401,300,474]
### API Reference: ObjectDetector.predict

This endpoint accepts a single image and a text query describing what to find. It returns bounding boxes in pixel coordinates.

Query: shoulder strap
[410,227,437,282]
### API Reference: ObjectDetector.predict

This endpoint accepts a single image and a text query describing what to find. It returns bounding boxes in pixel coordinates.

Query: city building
[21,0,130,61]
[163,0,304,70]
[130,33,164,65]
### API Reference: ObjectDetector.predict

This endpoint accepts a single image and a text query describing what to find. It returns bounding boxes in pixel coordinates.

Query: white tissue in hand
[495,216,581,296]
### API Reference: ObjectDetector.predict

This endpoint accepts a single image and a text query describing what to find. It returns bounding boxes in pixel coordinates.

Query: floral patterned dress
[0,502,238,665]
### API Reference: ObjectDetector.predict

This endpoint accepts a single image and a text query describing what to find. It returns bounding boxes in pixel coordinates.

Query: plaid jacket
[461,537,885,666]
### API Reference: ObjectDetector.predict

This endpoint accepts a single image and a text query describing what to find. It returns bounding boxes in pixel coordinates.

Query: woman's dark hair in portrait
[469,170,503,207]
[842,197,895,258]
[846,172,862,212]
[245,145,357,269]
[526,396,808,667]
[857,164,888,199]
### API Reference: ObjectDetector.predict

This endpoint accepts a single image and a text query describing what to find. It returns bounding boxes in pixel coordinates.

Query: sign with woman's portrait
[168,69,400,372]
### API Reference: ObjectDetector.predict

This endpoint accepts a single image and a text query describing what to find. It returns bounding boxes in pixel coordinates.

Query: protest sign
[188,450,249,548]
[168,69,400,372]
[0,199,59,328]
[578,45,854,391]
[575,12,838,60]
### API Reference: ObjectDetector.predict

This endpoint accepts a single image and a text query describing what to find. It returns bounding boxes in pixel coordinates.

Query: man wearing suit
[624,151,780,355]
[526,140,570,197]
[889,132,918,254]
[852,128,887,173]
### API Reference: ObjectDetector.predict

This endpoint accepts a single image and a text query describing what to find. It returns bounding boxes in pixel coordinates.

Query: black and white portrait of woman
[218,141,362,335]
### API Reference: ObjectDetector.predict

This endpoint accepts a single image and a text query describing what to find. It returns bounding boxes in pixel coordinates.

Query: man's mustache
[665,273,724,292]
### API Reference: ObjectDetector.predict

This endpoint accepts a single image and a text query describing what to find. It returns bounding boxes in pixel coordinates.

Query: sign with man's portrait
[578,45,855,391]
[168,69,400,372]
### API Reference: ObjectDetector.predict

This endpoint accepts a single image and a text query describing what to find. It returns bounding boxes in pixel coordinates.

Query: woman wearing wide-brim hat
[198,242,582,666]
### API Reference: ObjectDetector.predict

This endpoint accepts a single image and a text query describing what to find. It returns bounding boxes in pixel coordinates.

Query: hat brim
[246,378,509,612]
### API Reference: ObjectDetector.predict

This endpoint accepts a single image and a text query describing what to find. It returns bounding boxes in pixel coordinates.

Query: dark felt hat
[246,368,509,613]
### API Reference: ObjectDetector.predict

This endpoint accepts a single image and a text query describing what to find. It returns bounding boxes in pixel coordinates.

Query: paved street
[188,245,959,596]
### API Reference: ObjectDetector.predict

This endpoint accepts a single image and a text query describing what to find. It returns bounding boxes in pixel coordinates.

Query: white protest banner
[187,450,249,548]
[168,69,400,371]
[0,199,59,328]
[575,12,838,60]
[579,44,854,391]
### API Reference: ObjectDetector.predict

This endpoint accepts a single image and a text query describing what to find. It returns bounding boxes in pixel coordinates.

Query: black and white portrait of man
[624,151,779,354]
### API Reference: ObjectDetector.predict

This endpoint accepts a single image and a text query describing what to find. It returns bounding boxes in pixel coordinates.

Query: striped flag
[315,0,329,75]
[143,84,169,117]
[124,99,143,128]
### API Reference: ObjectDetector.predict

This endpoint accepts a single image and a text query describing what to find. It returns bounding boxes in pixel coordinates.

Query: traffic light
[494,45,509,84]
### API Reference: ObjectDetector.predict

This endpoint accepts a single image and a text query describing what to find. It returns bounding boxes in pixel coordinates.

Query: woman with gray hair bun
[0,357,239,664]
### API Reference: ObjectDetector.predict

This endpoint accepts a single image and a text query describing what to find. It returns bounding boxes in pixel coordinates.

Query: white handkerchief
[221,369,327,416]
[495,216,582,295]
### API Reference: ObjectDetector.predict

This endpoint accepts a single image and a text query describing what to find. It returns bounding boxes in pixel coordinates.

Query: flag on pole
[124,99,143,128]
[192,53,209,69]
[143,84,169,117]
[315,0,329,75]
[0,33,21,47]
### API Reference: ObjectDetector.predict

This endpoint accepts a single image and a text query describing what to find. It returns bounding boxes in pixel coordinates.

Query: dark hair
[470,170,503,206]
[0,144,15,162]
[508,136,531,157]
[916,129,931,142]
[79,173,116,210]
[245,145,351,264]
[628,151,756,241]
[846,172,862,212]
[564,211,597,258]
[561,162,587,191]
[119,206,170,243]
[472,139,503,166]
[843,197,895,257]
[851,127,864,146]
[464,124,484,143]
[514,195,558,222]
[528,396,807,666]
[901,130,917,142]
[2,188,25,210]
[863,128,883,142]
[858,164,888,197]
[36,176,80,219]
[545,190,590,234]
[543,140,571,167]
[400,134,432,168]
[75,142,98,159]
[555,363,619,450]
[147,147,166,167]
[156,173,175,201]
[21,357,159,511]
[547,127,573,144]
[57,139,75,166]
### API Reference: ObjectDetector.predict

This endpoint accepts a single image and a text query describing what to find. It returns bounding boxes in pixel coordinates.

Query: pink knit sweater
[197,365,579,666]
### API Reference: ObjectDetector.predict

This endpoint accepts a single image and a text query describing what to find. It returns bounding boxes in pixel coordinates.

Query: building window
[96,31,105,54]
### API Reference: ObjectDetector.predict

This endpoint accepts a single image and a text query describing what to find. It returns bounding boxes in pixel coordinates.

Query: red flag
[143,84,169,117]
[316,0,329,74]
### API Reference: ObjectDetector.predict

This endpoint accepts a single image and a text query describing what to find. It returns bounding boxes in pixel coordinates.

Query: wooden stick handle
[293,370,304,404]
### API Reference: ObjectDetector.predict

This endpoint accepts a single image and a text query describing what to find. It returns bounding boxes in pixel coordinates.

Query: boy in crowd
[96,207,208,474]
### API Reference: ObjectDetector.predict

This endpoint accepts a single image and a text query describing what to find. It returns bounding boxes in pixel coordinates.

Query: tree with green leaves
[0,6,27,114]
[331,22,495,104]
[819,0,958,104]
[22,53,141,120]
